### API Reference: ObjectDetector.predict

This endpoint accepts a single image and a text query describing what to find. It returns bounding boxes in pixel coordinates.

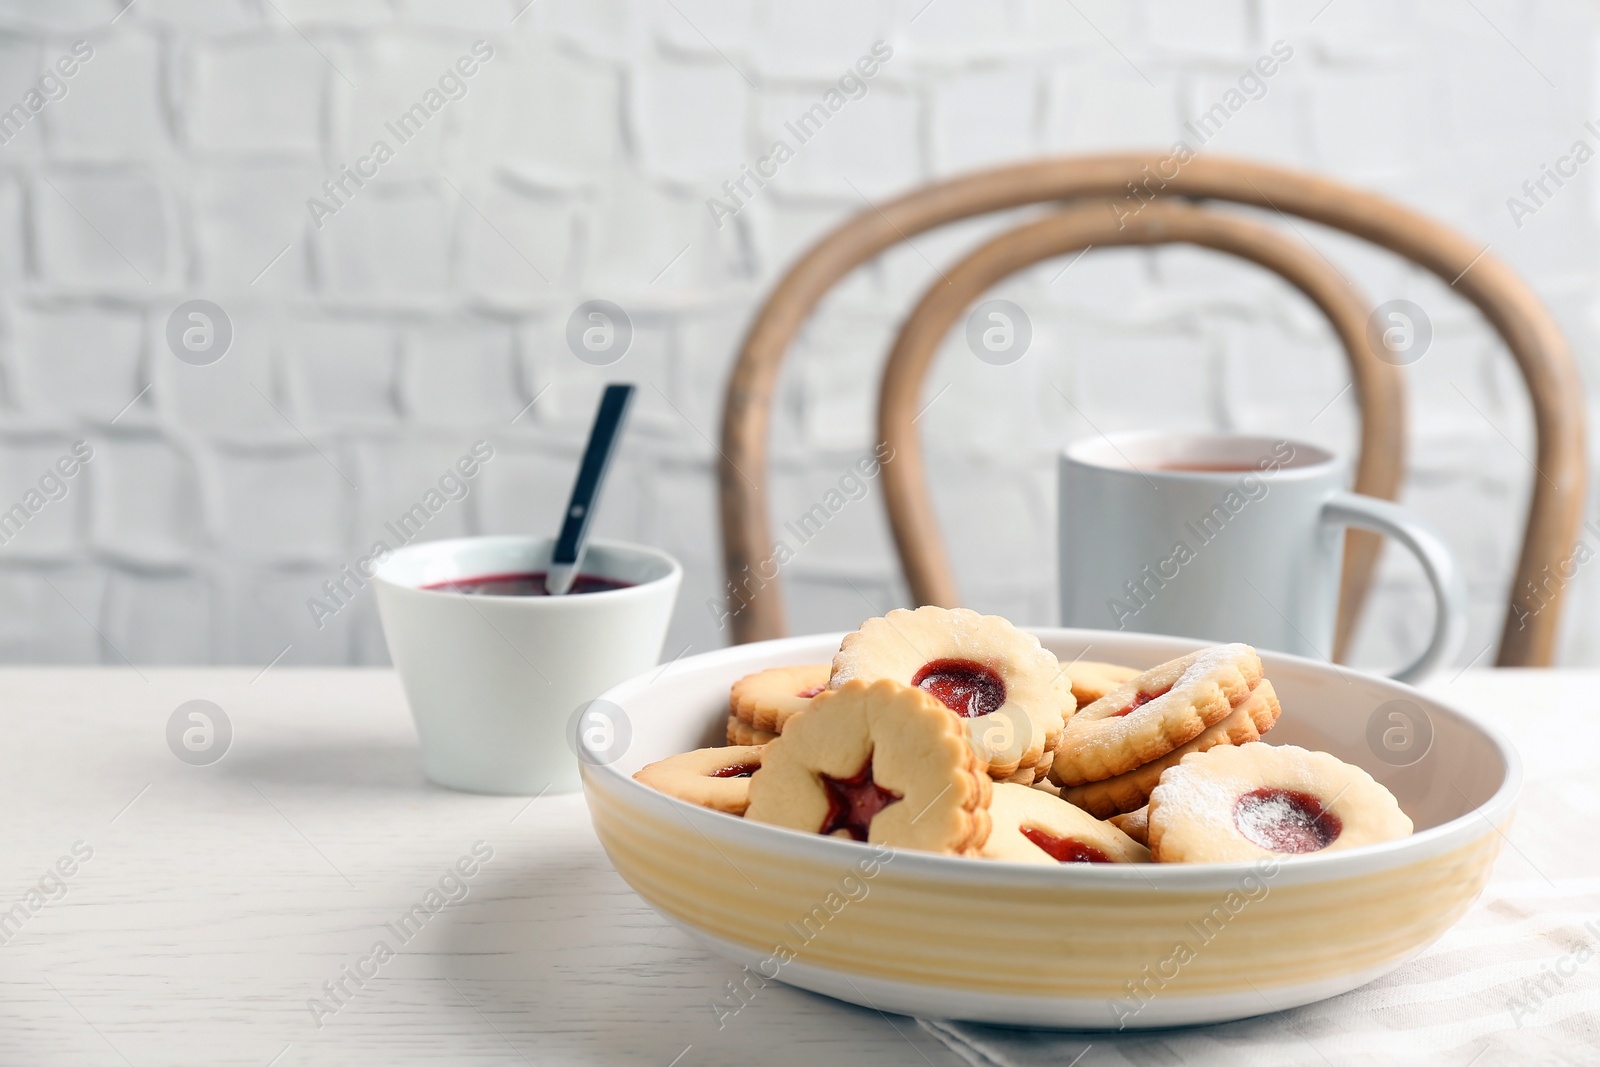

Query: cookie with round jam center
[1232,787,1341,853]
[831,606,1073,783]
[1148,742,1412,863]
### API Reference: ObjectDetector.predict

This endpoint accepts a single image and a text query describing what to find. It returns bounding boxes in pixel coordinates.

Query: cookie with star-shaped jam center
[744,679,991,855]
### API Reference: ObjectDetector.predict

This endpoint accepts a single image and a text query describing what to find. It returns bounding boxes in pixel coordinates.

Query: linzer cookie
[633,745,765,816]
[980,783,1149,865]
[1147,742,1412,863]
[730,663,830,734]
[831,606,1073,782]
[1065,660,1141,709]
[744,679,991,855]
[1109,806,1149,847]
[1061,679,1281,817]
[1050,644,1263,787]
[632,626,1416,868]
[725,715,778,747]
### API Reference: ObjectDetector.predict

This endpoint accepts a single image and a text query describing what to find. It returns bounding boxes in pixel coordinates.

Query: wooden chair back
[878,199,1400,664]
[717,155,1586,667]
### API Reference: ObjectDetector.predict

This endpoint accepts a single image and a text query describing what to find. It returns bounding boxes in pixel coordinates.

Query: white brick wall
[1,0,1598,673]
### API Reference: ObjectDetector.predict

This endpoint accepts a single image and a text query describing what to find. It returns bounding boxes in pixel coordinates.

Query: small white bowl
[581,628,1519,1028]
[374,535,680,795]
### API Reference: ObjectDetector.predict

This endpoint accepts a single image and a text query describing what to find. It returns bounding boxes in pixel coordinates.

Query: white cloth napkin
[918,876,1600,1065]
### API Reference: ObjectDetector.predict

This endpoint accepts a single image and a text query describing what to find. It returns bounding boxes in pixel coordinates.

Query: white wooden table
[0,667,1591,1066]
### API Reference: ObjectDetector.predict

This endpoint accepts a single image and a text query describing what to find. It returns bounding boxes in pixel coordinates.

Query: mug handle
[1320,491,1468,684]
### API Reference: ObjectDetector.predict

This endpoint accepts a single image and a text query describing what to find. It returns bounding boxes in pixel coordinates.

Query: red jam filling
[911,659,1006,718]
[1112,683,1172,717]
[796,685,826,699]
[819,756,903,841]
[1021,827,1112,863]
[711,762,761,779]
[421,571,632,596]
[1232,787,1342,853]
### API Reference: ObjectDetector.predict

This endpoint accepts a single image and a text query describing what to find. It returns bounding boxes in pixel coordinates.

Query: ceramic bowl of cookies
[580,609,1518,1029]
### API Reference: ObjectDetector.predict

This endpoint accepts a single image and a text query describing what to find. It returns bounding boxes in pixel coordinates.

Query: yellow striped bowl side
[589,781,1501,1000]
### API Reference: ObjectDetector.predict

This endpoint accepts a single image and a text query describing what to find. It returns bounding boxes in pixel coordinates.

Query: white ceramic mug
[1059,433,1467,682]
[374,536,681,795]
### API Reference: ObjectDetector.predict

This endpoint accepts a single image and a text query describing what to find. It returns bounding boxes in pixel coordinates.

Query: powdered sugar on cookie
[1051,643,1263,787]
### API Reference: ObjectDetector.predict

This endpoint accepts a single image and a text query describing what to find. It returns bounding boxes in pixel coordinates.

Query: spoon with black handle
[545,383,636,595]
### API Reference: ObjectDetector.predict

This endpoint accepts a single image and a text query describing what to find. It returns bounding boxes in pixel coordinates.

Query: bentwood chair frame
[717,155,1586,668]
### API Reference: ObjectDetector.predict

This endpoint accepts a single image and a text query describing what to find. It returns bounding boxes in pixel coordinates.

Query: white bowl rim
[586,629,1523,890]
[371,534,683,601]
[1064,430,1340,480]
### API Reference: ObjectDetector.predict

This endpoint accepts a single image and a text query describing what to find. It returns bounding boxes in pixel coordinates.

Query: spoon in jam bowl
[545,383,636,595]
